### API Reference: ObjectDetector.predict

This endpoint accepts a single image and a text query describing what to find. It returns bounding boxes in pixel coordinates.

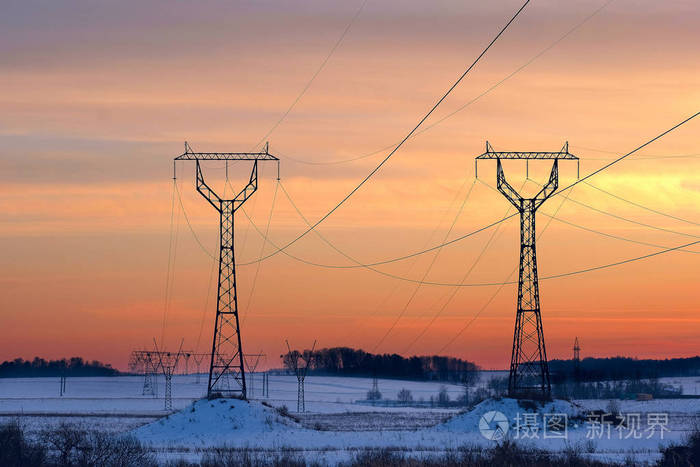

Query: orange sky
[0,0,698,370]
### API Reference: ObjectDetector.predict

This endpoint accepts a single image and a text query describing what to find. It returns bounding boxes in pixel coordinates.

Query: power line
[238,164,699,286]
[564,196,699,239]
[555,112,700,195]
[546,240,698,280]
[402,180,537,353]
[251,0,368,151]
[242,180,280,324]
[160,178,182,347]
[340,174,481,346]
[573,145,700,159]
[239,203,516,268]
[540,211,699,254]
[582,181,700,226]
[236,112,700,268]
[480,178,700,247]
[436,185,571,353]
[174,180,216,260]
[242,0,531,262]
[251,179,699,290]
[371,180,478,352]
[278,0,613,166]
[175,115,700,288]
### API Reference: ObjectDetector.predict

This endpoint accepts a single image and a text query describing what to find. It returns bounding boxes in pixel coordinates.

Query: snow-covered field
[1,374,698,465]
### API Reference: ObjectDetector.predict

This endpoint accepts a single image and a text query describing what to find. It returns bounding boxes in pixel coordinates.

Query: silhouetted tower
[573,337,581,382]
[175,143,279,399]
[286,340,316,412]
[192,353,208,384]
[476,142,578,399]
[244,352,265,397]
[152,339,184,411]
[130,350,158,396]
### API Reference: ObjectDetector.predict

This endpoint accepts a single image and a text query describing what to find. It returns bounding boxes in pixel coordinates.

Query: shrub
[0,420,47,467]
[41,423,155,467]
[397,388,413,404]
[437,386,450,407]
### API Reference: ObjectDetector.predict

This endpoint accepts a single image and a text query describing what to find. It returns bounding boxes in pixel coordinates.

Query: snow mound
[437,398,585,433]
[132,398,300,444]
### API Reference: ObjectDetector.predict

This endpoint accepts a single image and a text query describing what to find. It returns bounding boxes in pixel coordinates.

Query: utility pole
[175,142,279,399]
[476,142,578,400]
[285,340,316,413]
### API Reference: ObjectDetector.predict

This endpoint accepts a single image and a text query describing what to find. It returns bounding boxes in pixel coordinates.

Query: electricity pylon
[175,142,279,399]
[573,336,582,382]
[130,350,158,396]
[152,339,184,411]
[285,340,316,412]
[244,352,265,397]
[476,142,578,399]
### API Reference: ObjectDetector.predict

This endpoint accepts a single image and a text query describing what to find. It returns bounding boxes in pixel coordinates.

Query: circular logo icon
[479,410,509,440]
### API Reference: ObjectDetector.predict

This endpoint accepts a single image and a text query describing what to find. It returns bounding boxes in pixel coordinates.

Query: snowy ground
[1,374,698,465]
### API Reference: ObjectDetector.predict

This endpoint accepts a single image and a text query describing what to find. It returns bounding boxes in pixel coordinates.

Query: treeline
[550,356,700,384]
[0,357,120,378]
[282,347,478,382]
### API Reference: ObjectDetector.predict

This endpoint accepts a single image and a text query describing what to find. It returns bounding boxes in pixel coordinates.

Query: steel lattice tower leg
[297,379,305,413]
[207,199,247,397]
[497,158,558,399]
[164,372,173,410]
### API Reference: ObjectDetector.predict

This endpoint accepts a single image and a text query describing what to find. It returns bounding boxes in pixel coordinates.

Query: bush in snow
[437,386,450,407]
[658,424,700,467]
[396,388,413,404]
[0,420,47,466]
[366,387,382,401]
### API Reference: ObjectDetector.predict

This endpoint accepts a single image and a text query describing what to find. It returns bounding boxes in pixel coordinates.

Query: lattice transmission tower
[476,142,578,399]
[285,340,316,413]
[175,142,279,399]
[573,337,581,362]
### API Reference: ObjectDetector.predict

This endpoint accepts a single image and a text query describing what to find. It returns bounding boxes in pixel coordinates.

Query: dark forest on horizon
[281,347,700,383]
[1,352,698,381]
[0,357,120,378]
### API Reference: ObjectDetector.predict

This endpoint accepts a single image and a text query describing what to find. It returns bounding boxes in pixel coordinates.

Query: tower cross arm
[497,158,522,210]
[196,161,222,211]
[175,152,279,161]
[476,151,577,160]
[233,161,258,212]
[532,159,559,210]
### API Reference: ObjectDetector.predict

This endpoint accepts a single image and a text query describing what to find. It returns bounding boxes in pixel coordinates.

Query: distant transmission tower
[244,352,265,397]
[476,142,578,399]
[175,143,279,399]
[285,340,316,413]
[130,350,157,396]
[192,353,208,384]
[152,339,184,411]
[573,337,581,363]
[573,336,581,382]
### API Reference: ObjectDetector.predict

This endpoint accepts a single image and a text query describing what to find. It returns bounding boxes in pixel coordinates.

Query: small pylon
[285,340,316,412]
